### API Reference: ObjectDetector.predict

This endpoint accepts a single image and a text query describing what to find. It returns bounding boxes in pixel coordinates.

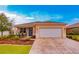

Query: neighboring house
[67,23,79,28]
[0,27,17,36]
[14,22,66,39]
[66,23,79,35]
[0,31,10,36]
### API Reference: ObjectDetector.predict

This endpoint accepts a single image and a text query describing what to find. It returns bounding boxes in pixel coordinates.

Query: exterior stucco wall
[15,23,66,39]
[12,27,19,35]
[33,26,36,36]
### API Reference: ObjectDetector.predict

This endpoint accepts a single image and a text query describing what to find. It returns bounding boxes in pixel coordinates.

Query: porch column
[26,28,29,36]
[33,26,36,36]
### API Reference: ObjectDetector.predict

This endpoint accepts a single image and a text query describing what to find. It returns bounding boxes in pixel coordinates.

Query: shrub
[0,35,19,40]
[66,35,72,39]
[25,36,32,40]
[27,36,32,39]
[7,35,16,38]
[10,36,19,40]
[0,36,8,40]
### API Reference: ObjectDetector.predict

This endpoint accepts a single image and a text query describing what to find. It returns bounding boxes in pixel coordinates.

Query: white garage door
[38,28,62,38]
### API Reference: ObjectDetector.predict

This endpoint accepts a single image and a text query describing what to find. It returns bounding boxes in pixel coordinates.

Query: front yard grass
[0,44,31,54]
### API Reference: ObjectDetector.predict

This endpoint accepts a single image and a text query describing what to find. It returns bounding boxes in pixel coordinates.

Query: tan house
[14,22,66,39]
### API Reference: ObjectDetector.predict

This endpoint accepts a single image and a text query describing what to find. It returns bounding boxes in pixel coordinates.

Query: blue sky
[0,5,79,25]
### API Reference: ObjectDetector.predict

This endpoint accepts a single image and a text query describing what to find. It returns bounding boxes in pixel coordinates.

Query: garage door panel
[38,28,62,38]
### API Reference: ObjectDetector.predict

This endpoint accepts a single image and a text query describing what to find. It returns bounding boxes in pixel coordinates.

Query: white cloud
[0,5,35,24]
[0,11,34,24]
[30,11,63,22]
[14,15,34,24]
[68,18,79,25]
[0,11,17,18]
[51,15,63,19]
[2,11,63,24]
[0,7,63,24]
[25,17,34,19]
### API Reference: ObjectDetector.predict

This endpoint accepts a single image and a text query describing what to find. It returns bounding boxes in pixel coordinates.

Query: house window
[20,28,26,33]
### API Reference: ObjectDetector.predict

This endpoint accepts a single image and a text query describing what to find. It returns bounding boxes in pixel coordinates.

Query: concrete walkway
[30,38,79,54]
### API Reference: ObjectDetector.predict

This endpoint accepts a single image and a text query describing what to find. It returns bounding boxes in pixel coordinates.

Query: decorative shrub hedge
[0,35,19,40]
[0,35,34,41]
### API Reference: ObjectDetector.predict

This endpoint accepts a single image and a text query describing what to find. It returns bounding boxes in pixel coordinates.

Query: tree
[0,13,13,36]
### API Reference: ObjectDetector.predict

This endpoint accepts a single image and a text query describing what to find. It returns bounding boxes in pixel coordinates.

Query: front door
[29,27,33,36]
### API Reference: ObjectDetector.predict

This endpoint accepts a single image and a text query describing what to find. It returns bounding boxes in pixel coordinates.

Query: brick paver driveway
[30,38,79,54]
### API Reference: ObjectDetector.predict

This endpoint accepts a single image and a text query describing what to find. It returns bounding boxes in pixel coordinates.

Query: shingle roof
[15,21,66,28]
[67,23,79,28]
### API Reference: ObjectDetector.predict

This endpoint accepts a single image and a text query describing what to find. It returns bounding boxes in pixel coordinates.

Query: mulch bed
[0,40,34,45]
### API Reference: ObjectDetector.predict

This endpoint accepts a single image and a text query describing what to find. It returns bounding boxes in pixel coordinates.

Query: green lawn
[0,44,31,54]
